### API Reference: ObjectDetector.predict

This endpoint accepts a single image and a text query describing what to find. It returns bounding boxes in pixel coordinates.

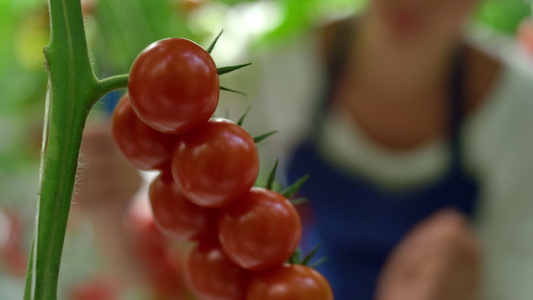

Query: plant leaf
[301,242,323,266]
[220,86,246,96]
[217,63,252,76]
[282,174,310,198]
[266,159,279,190]
[237,106,252,126]
[207,29,223,54]
[253,131,277,144]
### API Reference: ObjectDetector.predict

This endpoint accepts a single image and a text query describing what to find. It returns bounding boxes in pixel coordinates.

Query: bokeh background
[0,0,532,299]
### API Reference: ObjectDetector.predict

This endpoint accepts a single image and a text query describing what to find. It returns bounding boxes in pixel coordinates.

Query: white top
[248,27,533,300]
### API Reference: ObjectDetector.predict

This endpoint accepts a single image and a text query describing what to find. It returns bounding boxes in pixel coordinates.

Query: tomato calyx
[217,63,252,96]
[252,130,278,144]
[261,158,310,201]
[259,159,324,269]
[206,29,251,97]
[220,86,247,96]
[206,29,223,54]
[259,157,309,204]
[236,106,252,127]
[233,105,278,144]
[287,242,328,269]
[282,174,310,198]
[266,159,279,190]
[217,63,252,76]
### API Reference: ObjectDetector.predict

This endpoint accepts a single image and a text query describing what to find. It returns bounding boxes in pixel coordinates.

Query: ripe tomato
[171,118,259,208]
[247,264,334,300]
[149,172,218,240]
[128,37,219,134]
[111,94,177,170]
[185,241,251,300]
[218,187,301,271]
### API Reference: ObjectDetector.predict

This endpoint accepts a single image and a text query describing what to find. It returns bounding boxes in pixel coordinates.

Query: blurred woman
[252,0,533,299]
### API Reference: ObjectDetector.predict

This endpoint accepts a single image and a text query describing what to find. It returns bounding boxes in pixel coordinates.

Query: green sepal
[207,29,223,54]
[266,159,279,190]
[290,197,307,205]
[217,63,252,76]
[309,257,328,269]
[301,242,323,266]
[253,130,277,144]
[282,174,309,198]
[237,106,252,126]
[220,86,246,96]
[288,248,302,264]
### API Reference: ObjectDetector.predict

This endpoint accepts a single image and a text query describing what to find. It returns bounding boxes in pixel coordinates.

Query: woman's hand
[375,209,482,300]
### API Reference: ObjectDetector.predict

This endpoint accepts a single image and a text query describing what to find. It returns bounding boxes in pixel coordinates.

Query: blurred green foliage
[476,0,532,34]
[263,0,366,43]
[89,0,194,75]
[0,0,48,173]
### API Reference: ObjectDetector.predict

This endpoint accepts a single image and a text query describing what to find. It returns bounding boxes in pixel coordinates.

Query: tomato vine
[24,1,129,299]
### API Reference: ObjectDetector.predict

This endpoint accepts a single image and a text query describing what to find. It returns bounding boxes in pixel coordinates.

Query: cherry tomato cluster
[112,36,333,300]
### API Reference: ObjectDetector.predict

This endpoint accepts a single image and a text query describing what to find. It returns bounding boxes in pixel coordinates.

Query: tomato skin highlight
[111,95,177,170]
[149,172,218,240]
[185,242,251,300]
[128,37,219,134]
[247,264,334,300]
[171,118,259,208]
[218,187,302,271]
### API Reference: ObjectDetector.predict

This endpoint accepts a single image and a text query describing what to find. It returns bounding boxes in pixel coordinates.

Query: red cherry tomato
[128,37,219,134]
[171,118,259,208]
[247,264,334,300]
[111,94,177,170]
[149,172,218,240]
[218,187,301,271]
[185,241,251,300]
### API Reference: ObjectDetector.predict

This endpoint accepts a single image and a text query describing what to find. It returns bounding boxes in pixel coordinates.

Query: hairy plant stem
[24,0,128,299]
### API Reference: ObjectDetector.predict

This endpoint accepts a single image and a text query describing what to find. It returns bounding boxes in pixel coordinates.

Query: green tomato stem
[97,74,130,99]
[24,0,129,299]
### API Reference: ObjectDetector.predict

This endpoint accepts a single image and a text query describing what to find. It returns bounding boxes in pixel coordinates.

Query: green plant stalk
[24,0,128,299]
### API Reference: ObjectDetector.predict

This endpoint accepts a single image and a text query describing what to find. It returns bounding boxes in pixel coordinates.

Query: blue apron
[286,23,479,300]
